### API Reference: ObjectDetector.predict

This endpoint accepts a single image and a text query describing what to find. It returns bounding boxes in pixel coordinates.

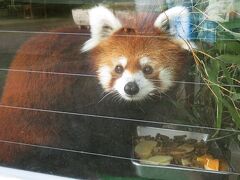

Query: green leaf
[215,41,240,54]
[217,55,240,64]
[232,93,240,101]
[206,60,225,128]
[216,94,223,129]
[221,19,240,30]
[219,61,236,92]
[222,99,240,128]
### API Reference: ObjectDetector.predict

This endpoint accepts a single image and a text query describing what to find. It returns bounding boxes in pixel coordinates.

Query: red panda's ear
[81,6,122,52]
[154,6,196,51]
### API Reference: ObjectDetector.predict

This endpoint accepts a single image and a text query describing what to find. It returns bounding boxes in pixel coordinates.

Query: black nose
[124,82,139,95]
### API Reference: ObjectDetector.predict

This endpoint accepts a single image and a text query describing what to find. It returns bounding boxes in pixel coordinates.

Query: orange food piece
[197,154,213,165]
[197,154,220,171]
[204,158,219,171]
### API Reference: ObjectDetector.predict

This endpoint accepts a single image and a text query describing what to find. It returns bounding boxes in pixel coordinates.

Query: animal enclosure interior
[0,0,239,179]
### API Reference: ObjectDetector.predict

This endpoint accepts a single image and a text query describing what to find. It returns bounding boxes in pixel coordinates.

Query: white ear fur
[81,6,122,52]
[154,6,196,50]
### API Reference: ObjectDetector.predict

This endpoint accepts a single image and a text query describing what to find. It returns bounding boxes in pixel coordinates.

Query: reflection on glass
[0,0,239,179]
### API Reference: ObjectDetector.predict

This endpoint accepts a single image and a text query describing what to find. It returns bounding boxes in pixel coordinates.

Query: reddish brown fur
[0,28,91,162]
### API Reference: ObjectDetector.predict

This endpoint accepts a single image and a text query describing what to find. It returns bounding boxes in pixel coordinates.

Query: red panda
[0,6,193,178]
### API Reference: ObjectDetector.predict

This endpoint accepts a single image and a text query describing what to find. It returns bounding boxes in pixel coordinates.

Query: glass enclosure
[0,0,239,179]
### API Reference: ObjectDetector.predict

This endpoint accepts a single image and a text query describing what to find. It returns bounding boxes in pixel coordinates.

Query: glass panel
[0,0,239,179]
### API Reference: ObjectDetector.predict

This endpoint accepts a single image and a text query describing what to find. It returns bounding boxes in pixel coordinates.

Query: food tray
[132,126,239,180]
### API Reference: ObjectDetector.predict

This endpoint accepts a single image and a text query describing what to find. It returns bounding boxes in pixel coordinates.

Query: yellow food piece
[181,158,192,166]
[204,158,219,171]
[135,140,157,159]
[141,155,173,165]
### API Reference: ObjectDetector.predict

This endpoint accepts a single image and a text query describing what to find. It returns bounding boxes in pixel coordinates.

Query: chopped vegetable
[135,140,157,159]
[197,154,213,165]
[142,155,173,165]
[204,158,219,171]
[181,158,192,166]
[134,134,229,172]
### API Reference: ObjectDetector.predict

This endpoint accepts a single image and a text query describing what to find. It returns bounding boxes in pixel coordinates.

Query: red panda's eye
[115,65,124,74]
[143,65,153,75]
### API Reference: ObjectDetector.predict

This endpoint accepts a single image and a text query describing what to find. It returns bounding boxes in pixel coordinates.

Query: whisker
[154,87,174,101]
[98,91,115,104]
[112,93,121,103]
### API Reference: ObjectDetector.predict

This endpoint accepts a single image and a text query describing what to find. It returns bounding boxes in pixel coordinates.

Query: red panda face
[93,30,187,101]
[81,6,192,101]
